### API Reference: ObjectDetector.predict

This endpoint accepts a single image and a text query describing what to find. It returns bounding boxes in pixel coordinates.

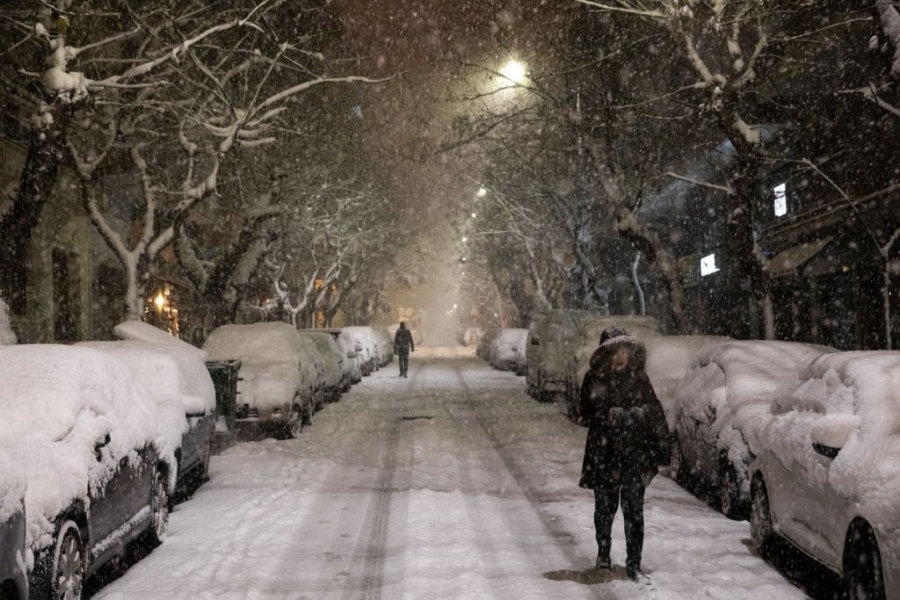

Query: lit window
[773,183,787,217]
[700,253,719,276]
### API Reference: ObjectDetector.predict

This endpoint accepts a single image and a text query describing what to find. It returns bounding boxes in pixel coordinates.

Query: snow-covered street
[92,354,807,600]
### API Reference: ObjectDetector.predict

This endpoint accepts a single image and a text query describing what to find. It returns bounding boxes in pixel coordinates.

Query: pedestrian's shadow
[543,564,633,585]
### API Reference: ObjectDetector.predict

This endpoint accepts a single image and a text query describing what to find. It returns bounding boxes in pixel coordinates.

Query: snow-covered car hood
[0,345,171,553]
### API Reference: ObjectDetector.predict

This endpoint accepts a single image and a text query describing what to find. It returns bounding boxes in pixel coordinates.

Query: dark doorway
[52,248,79,342]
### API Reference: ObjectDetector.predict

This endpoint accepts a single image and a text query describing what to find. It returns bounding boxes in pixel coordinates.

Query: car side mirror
[812,443,840,460]
[810,413,860,460]
[94,433,111,462]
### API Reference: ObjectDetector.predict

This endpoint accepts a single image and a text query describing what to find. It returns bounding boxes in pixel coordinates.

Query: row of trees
[452,1,900,338]
[0,0,405,340]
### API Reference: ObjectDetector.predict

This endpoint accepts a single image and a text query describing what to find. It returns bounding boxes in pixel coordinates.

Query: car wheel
[147,467,170,546]
[52,520,85,600]
[845,523,887,600]
[719,459,747,520]
[750,476,775,557]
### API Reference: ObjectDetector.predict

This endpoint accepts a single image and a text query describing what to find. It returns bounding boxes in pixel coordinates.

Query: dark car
[0,451,27,600]
[0,345,177,599]
[80,340,218,501]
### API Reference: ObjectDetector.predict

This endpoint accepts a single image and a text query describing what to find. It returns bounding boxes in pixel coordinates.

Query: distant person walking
[579,326,670,583]
[394,322,415,377]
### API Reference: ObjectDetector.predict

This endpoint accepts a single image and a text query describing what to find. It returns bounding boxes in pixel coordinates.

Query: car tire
[844,523,887,600]
[51,520,85,600]
[719,457,747,520]
[750,476,775,557]
[147,467,170,546]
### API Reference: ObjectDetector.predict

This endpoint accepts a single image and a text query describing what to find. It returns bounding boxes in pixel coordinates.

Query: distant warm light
[471,212,477,218]
[154,293,166,310]
[477,188,487,198]
[462,236,468,242]
[500,60,527,86]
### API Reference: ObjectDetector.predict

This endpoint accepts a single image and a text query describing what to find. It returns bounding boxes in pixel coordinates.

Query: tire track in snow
[451,361,616,600]
[339,396,404,600]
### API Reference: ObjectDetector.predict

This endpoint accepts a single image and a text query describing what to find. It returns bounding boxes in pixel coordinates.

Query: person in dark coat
[394,322,415,377]
[579,326,670,581]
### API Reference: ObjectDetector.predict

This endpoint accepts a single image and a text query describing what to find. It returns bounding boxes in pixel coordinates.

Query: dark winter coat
[394,326,414,353]
[579,335,670,491]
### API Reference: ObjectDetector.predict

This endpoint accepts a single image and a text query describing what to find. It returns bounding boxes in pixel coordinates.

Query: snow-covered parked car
[750,351,900,600]
[203,322,315,439]
[299,330,345,400]
[342,326,379,376]
[489,328,528,374]
[296,332,329,410]
[373,328,394,367]
[525,309,595,401]
[79,338,217,501]
[0,345,176,599]
[670,340,835,520]
[0,447,27,600]
[336,333,362,385]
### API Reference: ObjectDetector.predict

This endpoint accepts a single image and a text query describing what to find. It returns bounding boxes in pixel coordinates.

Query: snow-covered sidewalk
[93,354,805,599]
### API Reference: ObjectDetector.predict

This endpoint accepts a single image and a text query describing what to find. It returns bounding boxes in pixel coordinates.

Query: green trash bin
[205,359,241,431]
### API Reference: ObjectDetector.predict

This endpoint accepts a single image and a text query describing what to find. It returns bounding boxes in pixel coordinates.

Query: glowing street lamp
[476,187,487,198]
[499,59,527,86]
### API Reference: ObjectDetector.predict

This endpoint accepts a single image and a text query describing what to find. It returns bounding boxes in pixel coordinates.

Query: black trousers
[593,467,645,569]
[398,350,409,375]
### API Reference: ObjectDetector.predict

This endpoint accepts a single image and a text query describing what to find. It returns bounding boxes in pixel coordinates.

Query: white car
[203,322,315,439]
[750,351,900,600]
[79,339,217,501]
[489,328,528,374]
[0,345,177,598]
[300,330,346,399]
[336,334,362,385]
[525,310,607,401]
[670,340,835,519]
[342,326,379,376]
[296,333,327,410]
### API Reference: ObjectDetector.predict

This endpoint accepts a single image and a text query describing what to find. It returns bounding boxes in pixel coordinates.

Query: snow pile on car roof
[0,296,16,345]
[644,335,731,415]
[114,320,206,360]
[0,345,171,553]
[674,340,835,466]
[204,322,301,361]
[758,351,900,530]
[83,340,215,415]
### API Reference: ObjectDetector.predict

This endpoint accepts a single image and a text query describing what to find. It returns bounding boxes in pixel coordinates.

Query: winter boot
[626,563,643,582]
[595,554,611,570]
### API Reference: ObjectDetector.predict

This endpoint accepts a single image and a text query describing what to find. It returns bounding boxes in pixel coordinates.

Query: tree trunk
[0,104,73,313]
[726,153,771,338]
